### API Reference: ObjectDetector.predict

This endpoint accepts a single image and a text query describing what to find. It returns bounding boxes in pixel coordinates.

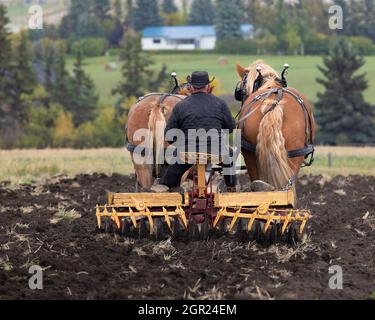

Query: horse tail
[148,100,167,177]
[256,101,293,190]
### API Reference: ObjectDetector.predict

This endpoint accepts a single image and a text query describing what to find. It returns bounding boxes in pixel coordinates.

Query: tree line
[0,3,172,149]
[1,1,374,148]
[29,0,375,56]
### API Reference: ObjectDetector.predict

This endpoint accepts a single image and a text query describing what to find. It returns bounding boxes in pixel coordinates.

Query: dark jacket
[165,92,236,153]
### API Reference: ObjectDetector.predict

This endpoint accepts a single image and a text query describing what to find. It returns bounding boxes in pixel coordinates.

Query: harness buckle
[283,175,298,191]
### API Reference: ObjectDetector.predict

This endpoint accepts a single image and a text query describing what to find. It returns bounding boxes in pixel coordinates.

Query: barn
[142,24,254,51]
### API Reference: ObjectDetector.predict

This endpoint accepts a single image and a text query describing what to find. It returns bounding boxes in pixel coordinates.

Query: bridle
[170,72,191,95]
[234,71,250,105]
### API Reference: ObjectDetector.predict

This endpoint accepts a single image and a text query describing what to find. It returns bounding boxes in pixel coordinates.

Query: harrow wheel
[155,219,168,241]
[120,219,131,238]
[104,219,114,234]
[172,218,182,241]
[235,219,247,242]
[271,223,282,244]
[200,217,210,241]
[264,223,281,245]
[219,219,229,234]
[286,223,299,245]
[249,220,262,242]
[138,219,149,240]
[188,219,200,241]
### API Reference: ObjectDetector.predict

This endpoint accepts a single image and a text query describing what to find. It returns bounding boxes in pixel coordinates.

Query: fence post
[328,152,333,168]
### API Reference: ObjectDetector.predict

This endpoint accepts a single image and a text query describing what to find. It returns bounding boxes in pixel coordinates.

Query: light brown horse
[126,83,217,190]
[236,60,316,191]
[126,90,188,189]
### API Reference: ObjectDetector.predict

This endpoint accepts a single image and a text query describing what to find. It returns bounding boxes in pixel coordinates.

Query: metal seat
[179,152,222,165]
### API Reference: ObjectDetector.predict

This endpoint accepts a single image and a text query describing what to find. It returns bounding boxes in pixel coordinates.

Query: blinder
[234,81,246,102]
[235,64,290,103]
[234,71,249,102]
[253,72,264,93]
[235,66,265,103]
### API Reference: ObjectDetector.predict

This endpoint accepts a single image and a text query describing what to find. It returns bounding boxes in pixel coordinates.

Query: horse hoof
[251,180,276,192]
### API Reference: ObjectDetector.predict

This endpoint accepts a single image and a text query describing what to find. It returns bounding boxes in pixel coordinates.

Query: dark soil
[0,174,374,300]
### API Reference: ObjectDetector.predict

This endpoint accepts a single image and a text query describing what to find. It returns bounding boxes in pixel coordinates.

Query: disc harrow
[95,153,311,244]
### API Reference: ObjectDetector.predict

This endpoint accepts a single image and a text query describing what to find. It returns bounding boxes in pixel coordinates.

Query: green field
[66,54,375,106]
[1,147,374,185]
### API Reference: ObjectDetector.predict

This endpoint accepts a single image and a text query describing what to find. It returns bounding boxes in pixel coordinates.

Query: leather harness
[239,87,315,167]
[126,93,185,161]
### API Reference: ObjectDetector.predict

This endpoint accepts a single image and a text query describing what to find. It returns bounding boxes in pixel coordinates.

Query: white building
[142,24,254,51]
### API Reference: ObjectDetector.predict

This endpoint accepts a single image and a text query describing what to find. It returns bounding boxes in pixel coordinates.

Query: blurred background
[0,0,374,183]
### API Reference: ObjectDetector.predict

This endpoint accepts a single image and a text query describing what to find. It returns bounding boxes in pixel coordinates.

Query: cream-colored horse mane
[243,60,280,95]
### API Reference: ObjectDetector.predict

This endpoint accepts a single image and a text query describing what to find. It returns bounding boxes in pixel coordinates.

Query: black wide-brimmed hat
[187,71,215,87]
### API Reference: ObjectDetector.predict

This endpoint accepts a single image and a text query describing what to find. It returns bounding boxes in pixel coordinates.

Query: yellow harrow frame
[95,152,311,242]
[96,192,189,233]
[213,190,310,235]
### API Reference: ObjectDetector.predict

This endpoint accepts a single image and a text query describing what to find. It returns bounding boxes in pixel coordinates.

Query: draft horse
[126,75,214,189]
[235,60,316,191]
[126,76,189,189]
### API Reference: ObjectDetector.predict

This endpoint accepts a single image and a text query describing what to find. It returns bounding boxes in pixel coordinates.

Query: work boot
[150,184,170,193]
[251,180,275,192]
[226,187,238,193]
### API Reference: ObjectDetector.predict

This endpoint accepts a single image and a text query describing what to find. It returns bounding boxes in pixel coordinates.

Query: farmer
[151,71,238,193]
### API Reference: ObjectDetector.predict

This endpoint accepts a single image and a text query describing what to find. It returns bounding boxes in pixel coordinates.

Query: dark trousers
[159,163,237,189]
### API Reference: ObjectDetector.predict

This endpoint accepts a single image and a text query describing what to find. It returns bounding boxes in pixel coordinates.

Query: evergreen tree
[69,46,99,126]
[9,31,36,119]
[215,0,242,40]
[188,0,215,25]
[316,39,375,145]
[60,0,89,37]
[133,0,164,31]
[162,0,178,14]
[60,0,103,39]
[109,0,125,46]
[33,39,58,93]
[113,30,154,101]
[125,0,134,29]
[0,4,13,148]
[0,4,12,109]
[93,0,111,21]
[149,64,169,92]
[362,0,375,42]
[52,45,72,108]
[113,30,169,105]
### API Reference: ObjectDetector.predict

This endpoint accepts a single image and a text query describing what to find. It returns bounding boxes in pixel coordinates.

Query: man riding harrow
[96,63,315,245]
